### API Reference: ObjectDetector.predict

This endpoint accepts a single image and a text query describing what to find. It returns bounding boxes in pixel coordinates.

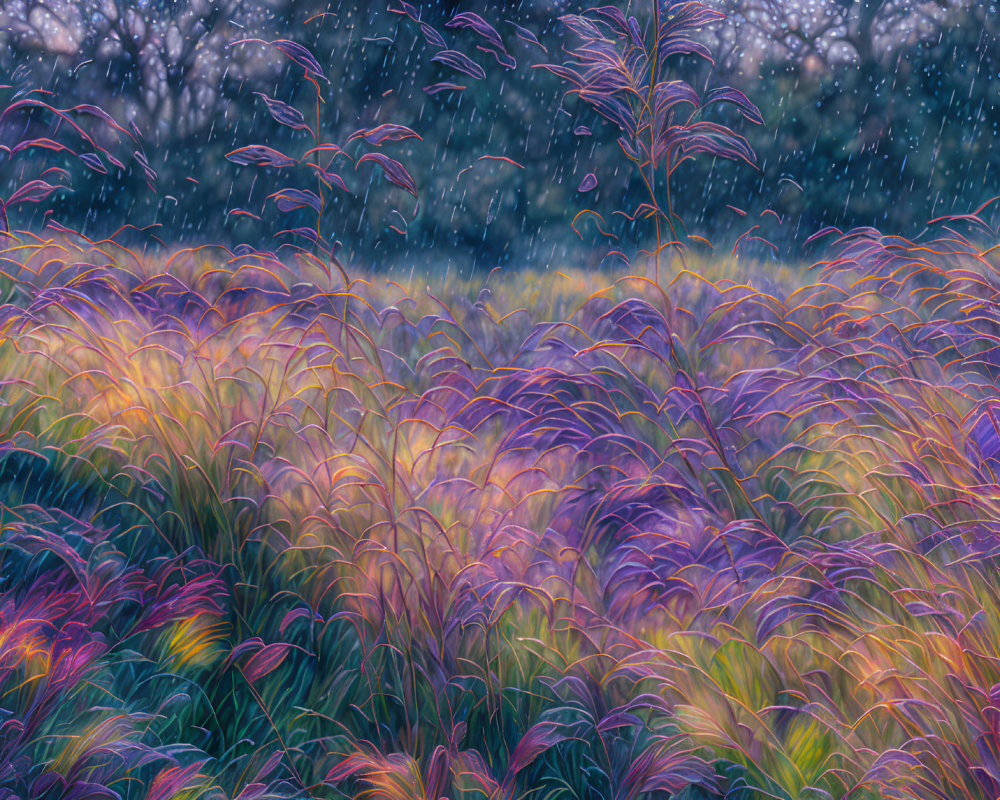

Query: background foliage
[2,0,997,265]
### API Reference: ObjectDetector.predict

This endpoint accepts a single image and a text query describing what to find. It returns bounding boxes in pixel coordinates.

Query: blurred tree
[0,0,997,253]
[681,0,1000,241]
[710,0,962,69]
[0,0,281,141]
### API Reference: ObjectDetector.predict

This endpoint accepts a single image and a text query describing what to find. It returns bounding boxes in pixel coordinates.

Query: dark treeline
[1,0,997,266]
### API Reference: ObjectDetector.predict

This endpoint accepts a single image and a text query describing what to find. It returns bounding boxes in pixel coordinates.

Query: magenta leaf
[254,751,283,782]
[253,93,310,130]
[596,711,643,731]
[268,187,322,213]
[78,152,108,174]
[279,606,313,634]
[146,762,207,800]
[1,98,98,147]
[7,180,67,206]
[424,82,467,95]
[234,785,267,800]
[431,50,486,80]
[588,5,629,33]
[60,781,118,800]
[10,137,73,155]
[388,1,420,20]
[228,208,262,220]
[425,746,450,800]
[578,173,598,192]
[302,160,349,192]
[302,143,351,161]
[230,38,327,81]
[30,772,64,798]
[503,721,571,780]
[446,12,506,52]
[622,740,715,797]
[132,561,225,634]
[242,642,292,682]
[348,124,421,145]
[357,153,417,196]
[324,753,369,783]
[276,226,319,242]
[477,46,516,69]
[41,167,71,183]
[507,21,547,53]
[228,637,265,664]
[270,39,326,79]
[309,166,349,191]
[705,86,765,125]
[69,102,136,141]
[226,145,297,168]
[419,21,446,49]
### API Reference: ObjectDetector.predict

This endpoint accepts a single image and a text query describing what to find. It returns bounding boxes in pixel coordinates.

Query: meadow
[2,222,1000,799]
[3,0,1000,798]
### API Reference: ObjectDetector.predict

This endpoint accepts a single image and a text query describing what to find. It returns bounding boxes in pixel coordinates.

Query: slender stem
[650,0,660,100]
[653,205,662,284]
[650,0,661,281]
[314,80,323,242]
[664,167,678,240]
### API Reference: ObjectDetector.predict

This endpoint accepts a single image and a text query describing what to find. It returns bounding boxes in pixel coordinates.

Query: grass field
[2,222,1000,799]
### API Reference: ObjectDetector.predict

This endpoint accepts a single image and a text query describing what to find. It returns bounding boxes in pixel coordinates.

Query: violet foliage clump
[542,1,762,278]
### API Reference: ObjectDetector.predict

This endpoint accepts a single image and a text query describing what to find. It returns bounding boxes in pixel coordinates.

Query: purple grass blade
[268,187,323,213]
[357,153,417,196]
[424,82,467,95]
[446,12,506,52]
[252,92,311,131]
[347,124,422,145]
[431,50,487,80]
[419,21,446,49]
[7,180,67,206]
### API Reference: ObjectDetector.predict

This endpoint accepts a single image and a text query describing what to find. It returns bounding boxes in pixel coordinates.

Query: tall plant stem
[650,0,660,95]
[664,167,678,240]
[313,79,324,242]
[650,0,661,282]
